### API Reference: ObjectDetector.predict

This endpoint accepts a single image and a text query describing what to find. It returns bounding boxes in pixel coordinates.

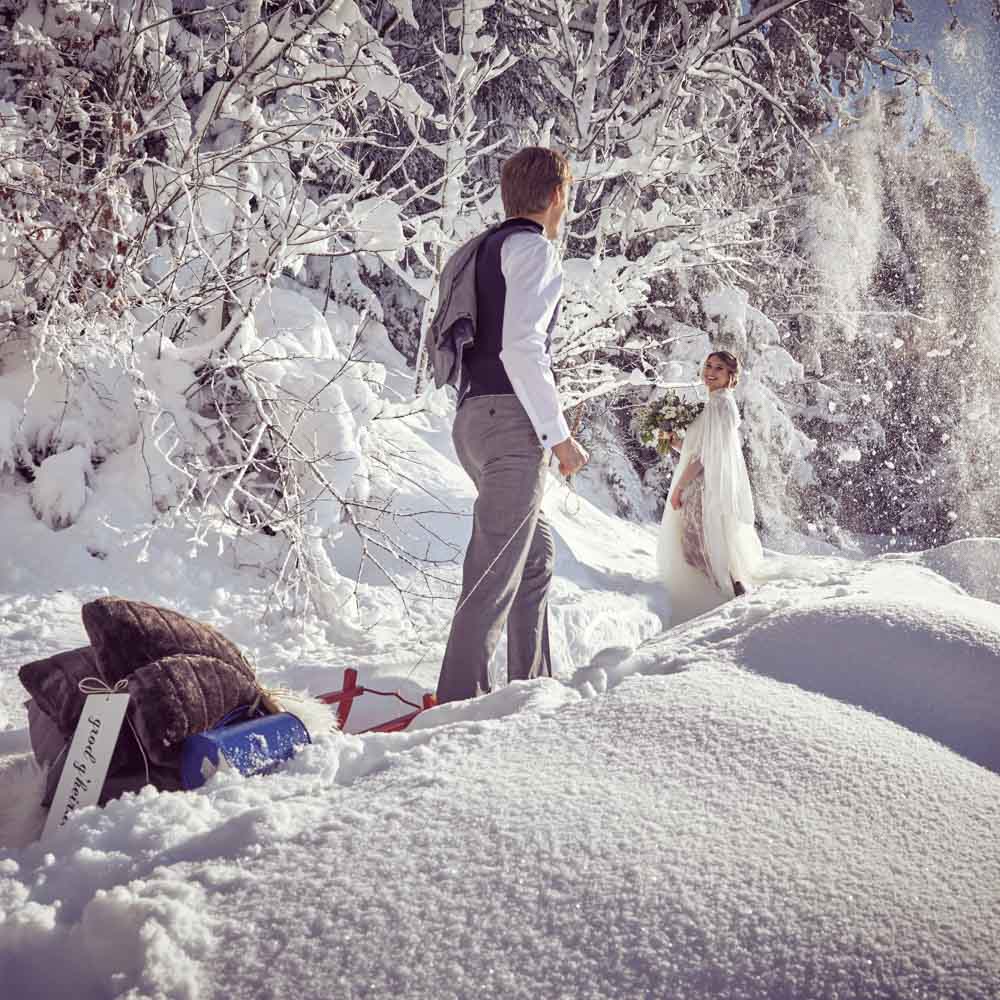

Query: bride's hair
[706,350,740,387]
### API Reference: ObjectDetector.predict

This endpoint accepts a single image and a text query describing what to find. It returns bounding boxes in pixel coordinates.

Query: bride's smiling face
[702,356,732,391]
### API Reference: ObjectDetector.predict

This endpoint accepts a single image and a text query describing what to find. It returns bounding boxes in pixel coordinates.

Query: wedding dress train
[657,388,763,625]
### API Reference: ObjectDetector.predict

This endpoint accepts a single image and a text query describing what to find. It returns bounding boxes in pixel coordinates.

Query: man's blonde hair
[501,146,572,217]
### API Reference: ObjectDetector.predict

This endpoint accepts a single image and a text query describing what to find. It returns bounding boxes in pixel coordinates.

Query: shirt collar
[503,217,544,234]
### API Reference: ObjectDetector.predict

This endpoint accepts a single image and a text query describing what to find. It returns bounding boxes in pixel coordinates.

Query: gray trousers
[436,394,554,704]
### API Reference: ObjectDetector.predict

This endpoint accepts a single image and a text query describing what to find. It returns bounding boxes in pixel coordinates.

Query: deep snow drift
[1,360,999,999]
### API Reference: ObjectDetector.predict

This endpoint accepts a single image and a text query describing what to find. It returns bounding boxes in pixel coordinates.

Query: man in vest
[436,146,589,704]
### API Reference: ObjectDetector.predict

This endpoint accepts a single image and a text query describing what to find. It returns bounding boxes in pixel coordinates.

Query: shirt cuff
[511,379,570,447]
[535,410,571,449]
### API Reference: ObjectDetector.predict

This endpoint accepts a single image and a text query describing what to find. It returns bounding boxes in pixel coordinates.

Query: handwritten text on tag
[43,693,130,841]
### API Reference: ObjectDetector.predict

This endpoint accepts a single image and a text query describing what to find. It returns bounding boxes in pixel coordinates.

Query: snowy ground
[1,380,999,999]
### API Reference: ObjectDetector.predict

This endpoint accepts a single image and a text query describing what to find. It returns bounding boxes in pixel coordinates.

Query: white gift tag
[43,692,130,841]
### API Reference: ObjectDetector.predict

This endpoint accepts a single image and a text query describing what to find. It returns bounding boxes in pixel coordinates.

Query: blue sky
[898,0,1000,223]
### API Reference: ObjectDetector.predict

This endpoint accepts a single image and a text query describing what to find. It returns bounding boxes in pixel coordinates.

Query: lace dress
[680,476,712,580]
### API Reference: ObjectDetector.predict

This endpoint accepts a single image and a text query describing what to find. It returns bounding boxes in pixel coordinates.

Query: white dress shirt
[499,231,572,448]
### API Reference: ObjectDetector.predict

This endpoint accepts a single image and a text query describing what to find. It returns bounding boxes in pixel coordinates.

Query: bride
[657,351,763,625]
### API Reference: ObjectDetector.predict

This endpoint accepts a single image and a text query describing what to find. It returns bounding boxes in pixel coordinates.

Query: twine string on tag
[77,676,150,787]
[79,676,129,696]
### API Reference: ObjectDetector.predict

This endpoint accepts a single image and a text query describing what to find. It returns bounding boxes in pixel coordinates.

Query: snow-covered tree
[771,92,999,545]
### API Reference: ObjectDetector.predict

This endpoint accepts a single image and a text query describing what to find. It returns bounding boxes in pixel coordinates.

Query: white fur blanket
[0,753,47,849]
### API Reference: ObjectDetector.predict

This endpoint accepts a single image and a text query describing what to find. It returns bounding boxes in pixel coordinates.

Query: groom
[435,147,589,704]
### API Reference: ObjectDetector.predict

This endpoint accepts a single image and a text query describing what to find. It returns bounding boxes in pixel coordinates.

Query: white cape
[657,389,763,624]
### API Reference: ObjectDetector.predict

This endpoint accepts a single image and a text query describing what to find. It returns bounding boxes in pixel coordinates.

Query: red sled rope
[318,668,437,733]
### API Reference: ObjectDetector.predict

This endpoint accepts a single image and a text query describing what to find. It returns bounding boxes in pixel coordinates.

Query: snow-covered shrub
[0,0,441,612]
[0,397,29,474]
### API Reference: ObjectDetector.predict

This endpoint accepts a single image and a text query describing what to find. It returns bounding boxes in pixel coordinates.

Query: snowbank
[195,671,1000,1000]
[905,538,1000,605]
[2,667,998,999]
[732,593,1000,772]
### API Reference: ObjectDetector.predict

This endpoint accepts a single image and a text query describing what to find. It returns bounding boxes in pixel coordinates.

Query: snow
[0,399,27,473]
[702,284,749,344]
[2,378,999,997]
[906,537,1000,605]
[196,671,997,1000]
[3,5,998,991]
[349,198,407,255]
[732,592,1000,771]
[3,662,999,998]
[30,444,91,530]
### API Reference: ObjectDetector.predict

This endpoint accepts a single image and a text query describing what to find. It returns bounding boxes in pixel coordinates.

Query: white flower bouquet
[638,391,704,456]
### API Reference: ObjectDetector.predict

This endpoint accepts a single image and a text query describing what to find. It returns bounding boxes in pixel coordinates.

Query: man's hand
[670,491,683,510]
[552,436,589,478]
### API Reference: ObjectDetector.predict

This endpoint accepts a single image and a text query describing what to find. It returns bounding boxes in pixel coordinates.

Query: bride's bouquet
[638,391,704,456]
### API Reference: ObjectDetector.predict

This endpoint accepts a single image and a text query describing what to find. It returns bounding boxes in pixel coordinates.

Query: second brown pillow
[81,597,255,684]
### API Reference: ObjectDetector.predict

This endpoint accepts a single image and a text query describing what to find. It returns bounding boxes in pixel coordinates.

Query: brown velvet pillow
[127,653,261,767]
[81,597,255,685]
[19,646,100,737]
[20,646,145,781]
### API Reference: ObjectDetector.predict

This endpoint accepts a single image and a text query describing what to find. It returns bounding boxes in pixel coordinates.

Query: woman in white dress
[657,351,763,625]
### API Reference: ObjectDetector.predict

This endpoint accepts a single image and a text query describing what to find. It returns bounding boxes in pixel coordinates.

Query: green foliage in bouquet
[638,392,705,456]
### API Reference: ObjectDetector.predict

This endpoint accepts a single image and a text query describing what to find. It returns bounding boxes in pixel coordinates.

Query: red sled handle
[317,667,364,730]
[317,668,436,733]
